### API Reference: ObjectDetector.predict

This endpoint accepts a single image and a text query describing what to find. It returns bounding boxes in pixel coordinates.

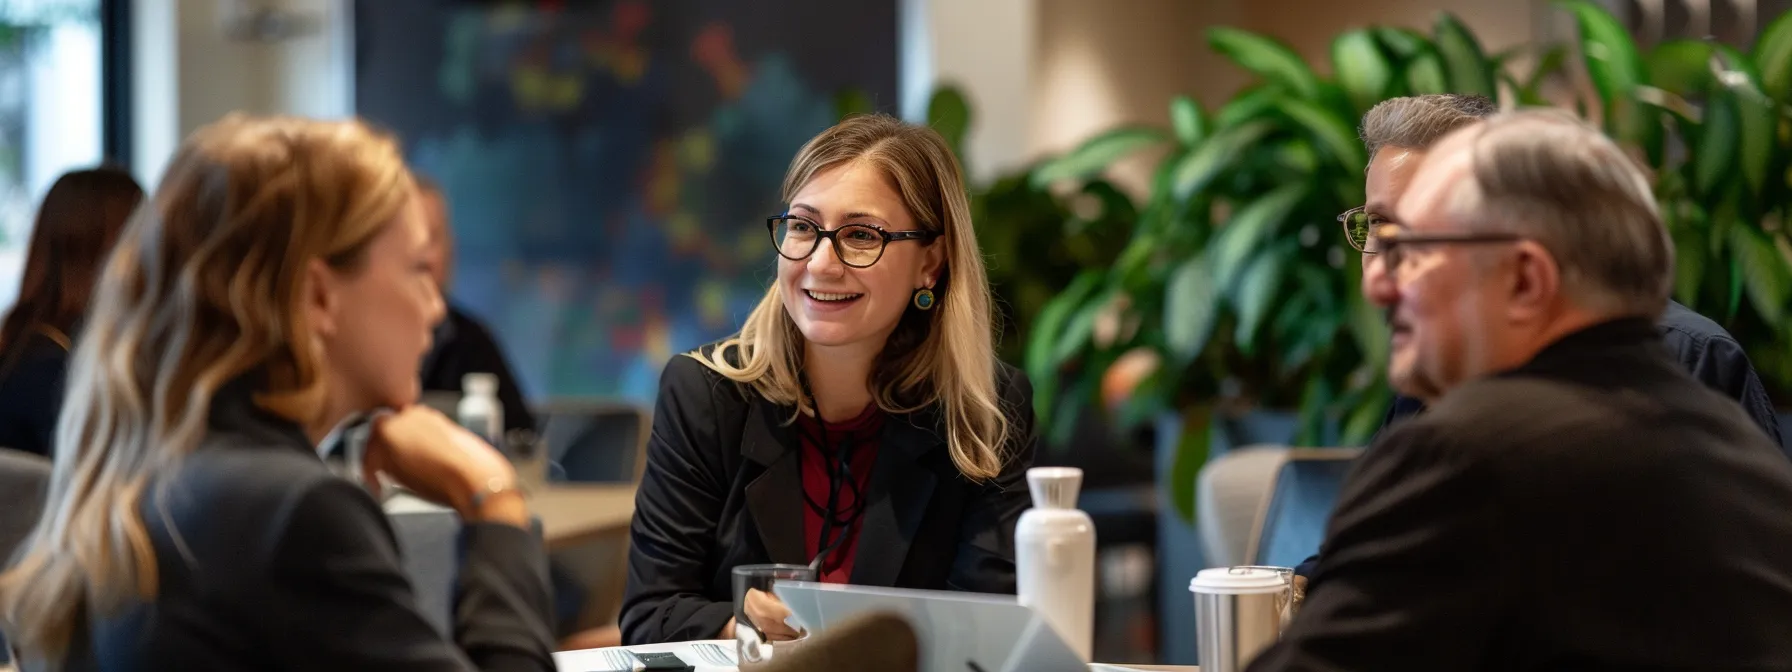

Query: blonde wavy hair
[696,114,1010,481]
[0,115,412,659]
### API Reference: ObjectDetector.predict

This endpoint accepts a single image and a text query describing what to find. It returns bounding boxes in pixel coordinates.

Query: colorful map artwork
[353,0,898,402]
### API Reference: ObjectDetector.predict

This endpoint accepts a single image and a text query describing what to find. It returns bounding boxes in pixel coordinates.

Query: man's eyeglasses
[1338,207,1388,254]
[767,214,940,268]
[1341,207,1523,267]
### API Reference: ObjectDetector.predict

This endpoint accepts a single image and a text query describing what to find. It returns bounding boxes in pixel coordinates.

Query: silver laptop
[773,582,1089,672]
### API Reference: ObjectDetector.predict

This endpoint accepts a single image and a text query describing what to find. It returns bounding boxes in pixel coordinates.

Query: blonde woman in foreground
[0,116,555,671]
[620,114,1039,645]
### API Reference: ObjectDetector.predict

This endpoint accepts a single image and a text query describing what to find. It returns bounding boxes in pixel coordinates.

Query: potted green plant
[1024,14,1552,521]
[1556,1,1792,404]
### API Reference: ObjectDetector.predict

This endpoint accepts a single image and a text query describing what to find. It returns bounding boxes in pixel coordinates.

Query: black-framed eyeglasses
[767,214,940,268]
[1375,226,1524,274]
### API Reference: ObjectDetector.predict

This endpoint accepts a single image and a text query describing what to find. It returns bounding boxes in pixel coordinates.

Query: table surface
[553,641,1197,671]
[531,482,637,549]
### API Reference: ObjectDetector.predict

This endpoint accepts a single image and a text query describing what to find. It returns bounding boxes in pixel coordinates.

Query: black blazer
[0,333,69,458]
[41,380,557,671]
[1251,319,1792,671]
[1379,300,1783,447]
[619,350,1038,645]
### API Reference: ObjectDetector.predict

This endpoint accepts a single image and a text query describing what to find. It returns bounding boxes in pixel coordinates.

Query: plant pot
[1152,407,1301,664]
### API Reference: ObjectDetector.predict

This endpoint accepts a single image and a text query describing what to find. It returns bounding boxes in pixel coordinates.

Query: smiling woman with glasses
[620,114,1038,646]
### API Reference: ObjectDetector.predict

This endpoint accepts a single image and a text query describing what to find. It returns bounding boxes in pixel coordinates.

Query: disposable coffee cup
[1190,566,1294,672]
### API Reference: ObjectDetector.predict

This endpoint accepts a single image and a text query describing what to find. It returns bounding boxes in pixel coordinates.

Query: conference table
[531,482,637,550]
[552,640,1199,671]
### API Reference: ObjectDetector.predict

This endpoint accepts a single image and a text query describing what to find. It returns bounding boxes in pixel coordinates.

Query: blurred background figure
[0,166,143,459]
[415,176,535,434]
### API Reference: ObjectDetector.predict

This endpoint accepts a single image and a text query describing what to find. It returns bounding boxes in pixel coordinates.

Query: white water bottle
[456,373,503,444]
[1015,466,1096,661]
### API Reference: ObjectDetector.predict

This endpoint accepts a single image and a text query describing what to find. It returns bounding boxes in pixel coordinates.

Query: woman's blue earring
[913,288,936,311]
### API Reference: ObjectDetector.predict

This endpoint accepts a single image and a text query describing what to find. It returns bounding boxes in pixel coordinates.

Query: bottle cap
[1026,467,1083,509]
[462,372,498,396]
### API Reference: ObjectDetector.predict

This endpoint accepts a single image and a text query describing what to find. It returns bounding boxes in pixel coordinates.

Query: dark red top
[796,404,883,584]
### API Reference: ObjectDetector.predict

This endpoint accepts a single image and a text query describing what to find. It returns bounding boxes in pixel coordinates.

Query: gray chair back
[0,449,52,665]
[1196,445,1290,568]
[533,399,649,484]
[1248,448,1362,568]
[384,494,547,636]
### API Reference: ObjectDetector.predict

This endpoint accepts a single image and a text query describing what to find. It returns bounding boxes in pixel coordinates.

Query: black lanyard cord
[798,374,871,572]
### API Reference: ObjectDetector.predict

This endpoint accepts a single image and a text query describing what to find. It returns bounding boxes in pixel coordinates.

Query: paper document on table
[552,640,738,672]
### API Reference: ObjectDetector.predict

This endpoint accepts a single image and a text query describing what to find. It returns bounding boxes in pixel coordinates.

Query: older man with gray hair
[1248,111,1792,671]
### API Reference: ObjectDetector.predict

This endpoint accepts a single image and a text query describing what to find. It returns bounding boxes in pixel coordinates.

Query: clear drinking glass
[501,429,548,496]
[732,564,817,665]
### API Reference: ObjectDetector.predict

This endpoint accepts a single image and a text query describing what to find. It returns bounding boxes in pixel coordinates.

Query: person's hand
[742,588,803,641]
[362,405,527,527]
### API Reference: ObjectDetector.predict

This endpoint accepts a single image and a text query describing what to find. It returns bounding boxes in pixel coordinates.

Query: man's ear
[306,258,342,340]
[1505,240,1560,323]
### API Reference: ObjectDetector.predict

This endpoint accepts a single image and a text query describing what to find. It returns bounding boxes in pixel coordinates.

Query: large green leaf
[1168,406,1214,522]
[1646,39,1715,98]
[1672,227,1706,307]
[1164,257,1219,362]
[1209,27,1321,99]
[1171,95,1207,147]
[1558,1,1645,107]
[1433,13,1496,97]
[1333,29,1394,115]
[1029,127,1169,188]
[1404,53,1450,95]
[1695,90,1741,200]
[928,86,972,159]
[1208,183,1308,293]
[1023,270,1103,407]
[1168,121,1277,204]
[1374,26,1446,94]
[1732,226,1790,326]
[1272,96,1367,169]
[1232,242,1295,350]
[1710,46,1775,198]
[1215,85,1282,129]
[1373,27,1430,60]
[1757,9,1792,105]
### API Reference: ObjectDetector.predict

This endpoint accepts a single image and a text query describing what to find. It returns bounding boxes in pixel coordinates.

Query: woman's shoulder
[657,342,758,410]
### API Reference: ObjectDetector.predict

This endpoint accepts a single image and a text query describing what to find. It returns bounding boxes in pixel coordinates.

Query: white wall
[131,0,352,187]
[902,0,1038,182]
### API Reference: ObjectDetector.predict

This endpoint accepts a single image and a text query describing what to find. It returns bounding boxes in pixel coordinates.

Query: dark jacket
[1251,319,1792,671]
[1382,300,1782,447]
[46,379,557,671]
[0,333,69,458]
[421,304,536,433]
[619,349,1038,645]
[1295,300,1783,578]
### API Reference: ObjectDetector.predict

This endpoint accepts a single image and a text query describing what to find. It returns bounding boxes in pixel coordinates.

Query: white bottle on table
[1015,466,1096,661]
[456,372,503,445]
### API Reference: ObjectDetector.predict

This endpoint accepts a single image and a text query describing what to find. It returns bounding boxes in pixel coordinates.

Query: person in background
[0,115,555,671]
[1293,93,1784,581]
[1250,111,1792,671]
[415,176,535,433]
[1346,95,1781,446]
[620,114,1038,644]
[0,167,143,458]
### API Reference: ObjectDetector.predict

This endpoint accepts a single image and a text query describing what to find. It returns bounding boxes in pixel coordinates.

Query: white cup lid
[1189,567,1288,594]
